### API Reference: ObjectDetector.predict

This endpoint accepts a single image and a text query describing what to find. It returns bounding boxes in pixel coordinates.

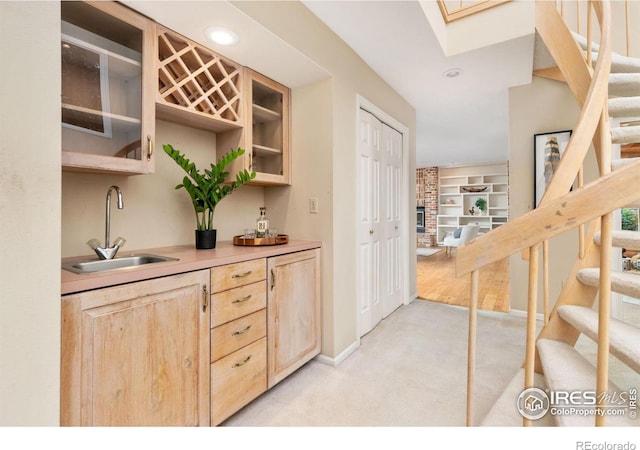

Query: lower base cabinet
[61,247,321,426]
[267,249,322,388]
[61,271,210,426]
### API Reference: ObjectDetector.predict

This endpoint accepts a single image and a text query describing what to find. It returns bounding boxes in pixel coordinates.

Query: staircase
[458,0,640,427]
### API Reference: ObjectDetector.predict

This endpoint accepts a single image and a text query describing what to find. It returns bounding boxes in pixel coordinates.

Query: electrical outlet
[309,197,319,214]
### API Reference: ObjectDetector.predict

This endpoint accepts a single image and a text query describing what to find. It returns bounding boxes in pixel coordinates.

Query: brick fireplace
[416,167,438,247]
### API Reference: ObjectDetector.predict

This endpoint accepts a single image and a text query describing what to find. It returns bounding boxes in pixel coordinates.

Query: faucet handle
[113,237,126,248]
[87,238,101,250]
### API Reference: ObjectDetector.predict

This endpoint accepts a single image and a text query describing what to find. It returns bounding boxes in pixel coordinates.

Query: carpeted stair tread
[481,368,554,426]
[573,33,640,74]
[577,268,640,299]
[611,125,640,144]
[609,74,640,97]
[611,157,640,171]
[537,339,636,426]
[609,97,640,117]
[558,305,640,374]
[594,229,640,250]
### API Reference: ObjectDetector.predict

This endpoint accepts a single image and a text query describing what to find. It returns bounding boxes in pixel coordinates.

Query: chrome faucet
[87,185,126,260]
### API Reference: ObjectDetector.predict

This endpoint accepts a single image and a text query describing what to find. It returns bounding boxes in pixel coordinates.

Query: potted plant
[475,197,487,215]
[163,144,256,249]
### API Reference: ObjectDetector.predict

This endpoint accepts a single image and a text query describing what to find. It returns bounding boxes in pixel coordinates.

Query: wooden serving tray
[233,234,289,246]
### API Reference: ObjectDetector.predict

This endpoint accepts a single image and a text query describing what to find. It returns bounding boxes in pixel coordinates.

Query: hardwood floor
[417,247,510,313]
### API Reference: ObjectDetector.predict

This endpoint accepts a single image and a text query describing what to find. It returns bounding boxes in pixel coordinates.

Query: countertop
[61,239,322,295]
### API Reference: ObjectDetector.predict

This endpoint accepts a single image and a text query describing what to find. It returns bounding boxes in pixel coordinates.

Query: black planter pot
[195,229,217,249]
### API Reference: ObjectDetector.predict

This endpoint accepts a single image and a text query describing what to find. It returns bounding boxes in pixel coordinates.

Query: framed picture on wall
[534,130,572,208]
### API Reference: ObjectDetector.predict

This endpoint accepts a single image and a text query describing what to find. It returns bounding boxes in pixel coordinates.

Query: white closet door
[381,124,402,317]
[357,109,383,337]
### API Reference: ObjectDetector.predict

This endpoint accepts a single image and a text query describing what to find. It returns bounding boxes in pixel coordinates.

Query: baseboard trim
[509,308,544,322]
[406,292,418,304]
[315,340,360,367]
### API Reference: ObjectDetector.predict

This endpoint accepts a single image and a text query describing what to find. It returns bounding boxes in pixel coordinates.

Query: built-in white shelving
[436,163,509,244]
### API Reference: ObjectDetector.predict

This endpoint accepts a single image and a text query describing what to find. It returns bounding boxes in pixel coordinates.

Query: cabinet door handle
[202,285,209,312]
[270,269,275,291]
[232,325,252,336]
[147,135,153,161]
[231,294,252,304]
[232,355,252,368]
[232,270,252,279]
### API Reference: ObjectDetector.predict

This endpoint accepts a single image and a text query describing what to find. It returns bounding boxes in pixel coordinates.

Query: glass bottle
[256,207,269,238]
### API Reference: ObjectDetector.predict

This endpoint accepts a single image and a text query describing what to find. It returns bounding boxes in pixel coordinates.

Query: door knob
[369,229,374,235]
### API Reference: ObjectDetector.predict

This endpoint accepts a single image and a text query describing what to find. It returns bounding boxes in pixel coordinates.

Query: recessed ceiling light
[204,26,239,46]
[443,68,463,79]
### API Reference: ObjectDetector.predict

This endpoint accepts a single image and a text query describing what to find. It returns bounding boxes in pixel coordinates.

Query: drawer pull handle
[232,270,253,279]
[231,294,252,304]
[232,325,252,336]
[233,355,252,368]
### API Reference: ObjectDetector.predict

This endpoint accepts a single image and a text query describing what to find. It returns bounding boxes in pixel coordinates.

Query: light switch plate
[309,197,319,214]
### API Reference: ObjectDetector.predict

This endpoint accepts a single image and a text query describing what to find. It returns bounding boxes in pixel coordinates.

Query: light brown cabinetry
[61,1,156,174]
[219,68,291,186]
[267,249,321,388]
[60,246,322,426]
[209,259,267,425]
[60,271,210,426]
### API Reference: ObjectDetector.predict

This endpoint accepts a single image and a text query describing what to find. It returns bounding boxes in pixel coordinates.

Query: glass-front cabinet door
[246,69,290,186]
[61,1,155,174]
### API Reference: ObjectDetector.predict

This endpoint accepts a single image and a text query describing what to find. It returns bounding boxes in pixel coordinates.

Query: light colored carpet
[223,299,639,429]
[416,247,441,257]
[223,299,530,427]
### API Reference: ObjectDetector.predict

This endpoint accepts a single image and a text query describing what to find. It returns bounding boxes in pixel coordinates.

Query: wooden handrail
[543,240,550,324]
[523,243,540,427]
[466,270,479,426]
[457,0,612,277]
[535,1,611,207]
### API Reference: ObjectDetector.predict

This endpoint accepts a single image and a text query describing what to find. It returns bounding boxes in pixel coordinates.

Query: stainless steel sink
[62,253,179,274]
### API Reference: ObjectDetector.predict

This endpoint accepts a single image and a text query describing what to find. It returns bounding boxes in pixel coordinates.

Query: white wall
[420,0,534,56]
[233,1,417,359]
[62,120,265,257]
[508,76,599,313]
[0,1,61,425]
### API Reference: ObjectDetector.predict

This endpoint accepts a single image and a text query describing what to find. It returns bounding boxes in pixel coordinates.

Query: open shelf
[253,104,281,122]
[436,163,509,244]
[253,144,282,156]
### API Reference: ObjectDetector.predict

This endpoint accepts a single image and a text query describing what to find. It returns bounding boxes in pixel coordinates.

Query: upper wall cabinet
[61,1,156,175]
[156,26,243,133]
[218,68,291,186]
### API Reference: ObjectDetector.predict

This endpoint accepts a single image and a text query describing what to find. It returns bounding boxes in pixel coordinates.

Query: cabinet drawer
[211,337,267,425]
[211,280,266,327]
[211,309,266,362]
[211,258,266,292]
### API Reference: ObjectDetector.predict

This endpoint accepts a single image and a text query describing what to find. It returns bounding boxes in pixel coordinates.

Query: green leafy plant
[163,144,256,231]
[622,208,639,231]
[475,197,487,213]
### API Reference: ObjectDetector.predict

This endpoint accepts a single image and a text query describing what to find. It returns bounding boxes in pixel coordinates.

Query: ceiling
[302,1,535,168]
[125,1,536,168]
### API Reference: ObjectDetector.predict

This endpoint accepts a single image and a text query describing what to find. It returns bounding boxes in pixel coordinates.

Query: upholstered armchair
[443,224,480,255]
